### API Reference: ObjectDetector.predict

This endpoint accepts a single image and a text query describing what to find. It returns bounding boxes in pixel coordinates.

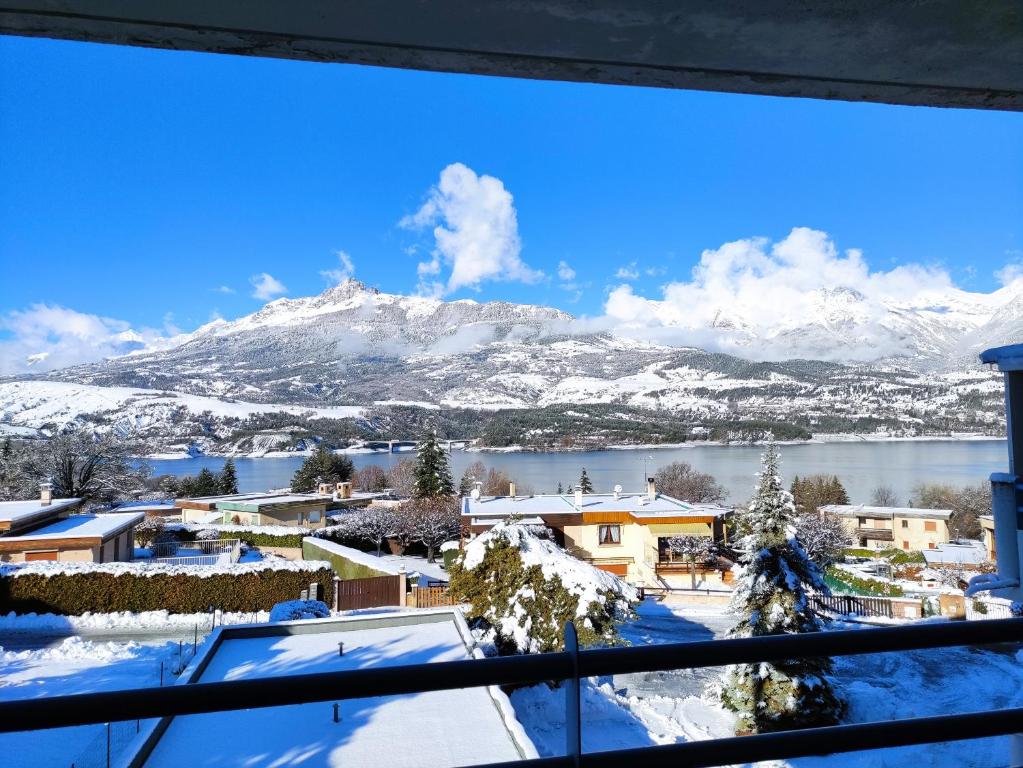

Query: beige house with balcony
[463,480,732,588]
[821,504,952,552]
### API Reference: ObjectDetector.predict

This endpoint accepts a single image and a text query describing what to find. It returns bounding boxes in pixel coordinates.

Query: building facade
[462,480,732,588]
[820,504,952,552]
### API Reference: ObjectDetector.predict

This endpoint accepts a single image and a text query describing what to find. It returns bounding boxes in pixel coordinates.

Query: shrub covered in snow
[167,523,307,549]
[448,522,636,655]
[720,442,845,734]
[269,599,331,622]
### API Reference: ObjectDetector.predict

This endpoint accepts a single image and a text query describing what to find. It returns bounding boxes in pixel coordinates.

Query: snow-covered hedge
[0,560,333,615]
[448,522,637,654]
[168,523,308,549]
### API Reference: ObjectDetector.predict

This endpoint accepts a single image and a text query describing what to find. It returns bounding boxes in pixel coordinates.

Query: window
[598,525,621,545]
[901,520,909,529]
[858,517,867,527]
[902,541,909,550]
[924,521,937,532]
[309,510,322,523]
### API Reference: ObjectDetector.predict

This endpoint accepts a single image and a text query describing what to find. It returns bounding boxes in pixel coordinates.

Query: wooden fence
[410,585,458,609]
[336,575,402,610]
[809,594,897,619]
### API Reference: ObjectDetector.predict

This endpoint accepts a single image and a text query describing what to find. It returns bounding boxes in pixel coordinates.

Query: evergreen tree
[790,474,849,515]
[291,446,354,492]
[413,430,454,498]
[720,442,845,734]
[578,468,594,494]
[557,481,563,494]
[194,467,221,496]
[219,458,239,495]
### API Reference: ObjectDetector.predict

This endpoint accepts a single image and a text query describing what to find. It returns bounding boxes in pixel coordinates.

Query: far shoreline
[144,432,1006,461]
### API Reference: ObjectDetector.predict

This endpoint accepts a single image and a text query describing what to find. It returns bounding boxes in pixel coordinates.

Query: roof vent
[40,481,53,507]
[613,484,622,501]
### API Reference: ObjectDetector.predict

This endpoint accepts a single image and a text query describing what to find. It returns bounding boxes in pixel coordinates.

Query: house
[821,504,952,552]
[178,483,387,528]
[980,514,996,561]
[178,492,333,527]
[462,479,732,588]
[0,484,143,563]
[112,499,182,520]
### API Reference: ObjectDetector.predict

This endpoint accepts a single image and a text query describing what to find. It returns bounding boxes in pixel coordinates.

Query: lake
[147,439,1009,505]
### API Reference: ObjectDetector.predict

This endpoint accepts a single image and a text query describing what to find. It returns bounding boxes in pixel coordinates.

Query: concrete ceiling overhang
[1,1,1022,110]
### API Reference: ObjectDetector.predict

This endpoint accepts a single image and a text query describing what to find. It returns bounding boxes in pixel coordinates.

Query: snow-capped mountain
[1,279,1015,450]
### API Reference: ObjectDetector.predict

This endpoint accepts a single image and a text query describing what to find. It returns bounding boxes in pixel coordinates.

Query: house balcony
[857,527,894,542]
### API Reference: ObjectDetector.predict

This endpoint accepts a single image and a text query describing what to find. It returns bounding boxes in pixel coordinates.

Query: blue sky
[1,35,1021,372]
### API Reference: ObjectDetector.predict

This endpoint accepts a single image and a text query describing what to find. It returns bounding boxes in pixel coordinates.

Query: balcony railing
[2,617,1023,766]
[856,527,894,541]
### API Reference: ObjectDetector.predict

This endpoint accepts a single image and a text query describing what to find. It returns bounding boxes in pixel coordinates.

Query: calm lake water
[147,439,1009,505]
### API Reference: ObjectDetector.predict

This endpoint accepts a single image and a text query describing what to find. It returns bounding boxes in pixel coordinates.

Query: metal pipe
[563,622,581,765]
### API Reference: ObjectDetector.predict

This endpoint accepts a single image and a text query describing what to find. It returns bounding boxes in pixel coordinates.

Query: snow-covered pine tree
[413,430,454,498]
[578,468,594,493]
[720,441,845,734]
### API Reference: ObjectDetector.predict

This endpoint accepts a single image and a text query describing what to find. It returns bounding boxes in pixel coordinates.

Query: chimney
[337,481,353,499]
[574,485,583,510]
[509,481,516,498]
[318,482,331,497]
[40,481,53,506]
[646,477,656,501]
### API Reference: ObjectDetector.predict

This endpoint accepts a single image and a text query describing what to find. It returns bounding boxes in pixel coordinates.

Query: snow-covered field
[0,637,186,768]
[512,601,1023,767]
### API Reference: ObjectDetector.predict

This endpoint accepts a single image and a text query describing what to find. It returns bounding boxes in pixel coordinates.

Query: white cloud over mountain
[321,250,356,285]
[601,227,1018,361]
[401,163,543,296]
[249,272,288,300]
[0,304,175,375]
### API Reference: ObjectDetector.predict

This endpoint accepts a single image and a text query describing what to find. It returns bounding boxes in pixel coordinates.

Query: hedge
[302,538,395,580]
[0,567,334,615]
[171,525,306,549]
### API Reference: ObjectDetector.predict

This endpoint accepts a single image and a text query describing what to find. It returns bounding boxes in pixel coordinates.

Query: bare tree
[324,506,397,557]
[352,464,389,492]
[870,485,899,507]
[24,428,150,508]
[406,496,461,562]
[667,535,716,589]
[387,459,417,498]
[0,437,34,501]
[912,482,987,540]
[654,462,725,503]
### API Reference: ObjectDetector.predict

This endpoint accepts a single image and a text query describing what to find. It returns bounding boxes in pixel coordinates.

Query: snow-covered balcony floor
[139,610,535,768]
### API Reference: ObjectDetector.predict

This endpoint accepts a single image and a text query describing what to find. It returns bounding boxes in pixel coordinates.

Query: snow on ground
[145,619,528,768]
[0,610,270,634]
[0,637,185,768]
[511,600,1023,767]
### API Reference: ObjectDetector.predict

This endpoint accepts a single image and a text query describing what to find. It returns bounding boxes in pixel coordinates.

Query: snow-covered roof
[463,492,731,520]
[821,504,952,521]
[922,540,989,566]
[218,493,331,511]
[139,610,535,767]
[0,511,143,542]
[0,497,82,530]
[113,500,180,512]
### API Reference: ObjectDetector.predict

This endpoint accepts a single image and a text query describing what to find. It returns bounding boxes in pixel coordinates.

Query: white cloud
[557,260,576,281]
[0,304,172,374]
[400,163,543,294]
[615,263,640,280]
[250,272,288,300]
[321,250,356,285]
[599,227,984,361]
[996,262,1023,287]
[213,285,236,294]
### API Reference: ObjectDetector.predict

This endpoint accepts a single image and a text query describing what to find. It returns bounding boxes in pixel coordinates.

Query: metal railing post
[564,621,581,766]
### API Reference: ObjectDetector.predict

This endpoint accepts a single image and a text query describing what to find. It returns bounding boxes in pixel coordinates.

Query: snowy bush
[720,442,845,734]
[269,599,330,622]
[134,516,165,548]
[448,522,636,655]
